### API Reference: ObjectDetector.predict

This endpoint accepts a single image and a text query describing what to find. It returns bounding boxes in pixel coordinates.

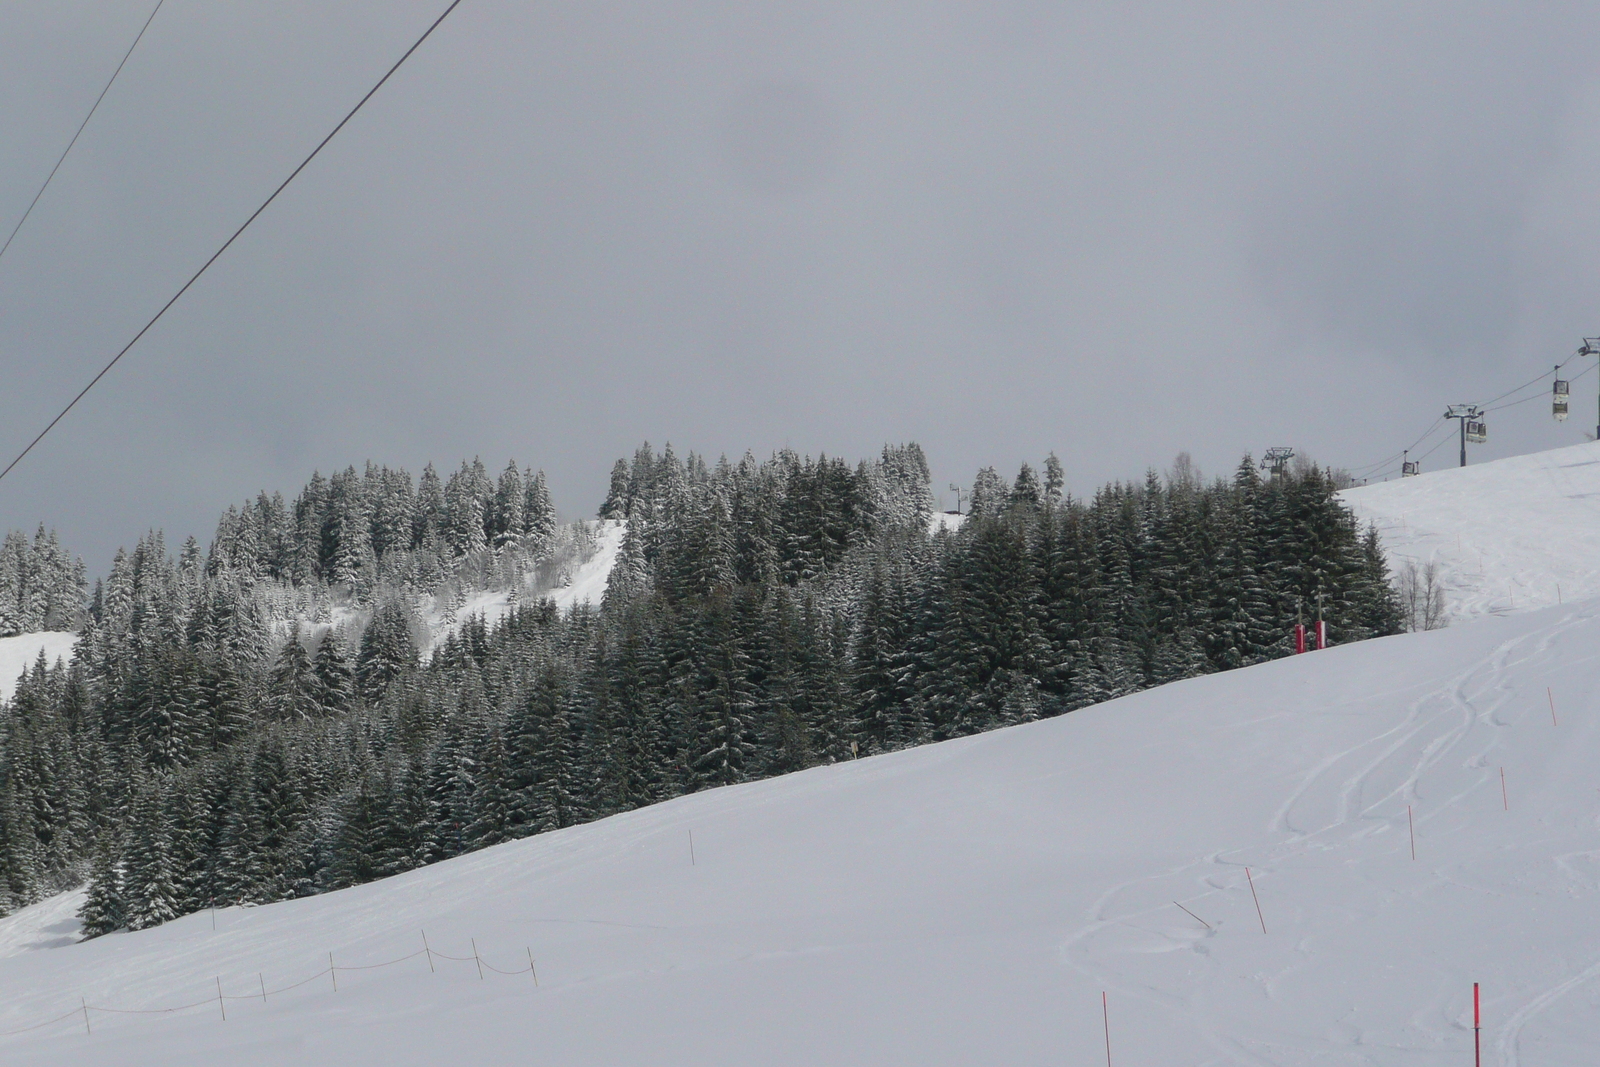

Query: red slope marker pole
[1500,768,1508,811]
[1246,867,1267,933]
[1102,991,1112,1067]
[1474,982,1481,1067]
[1548,687,1558,727]
[1408,805,1416,860]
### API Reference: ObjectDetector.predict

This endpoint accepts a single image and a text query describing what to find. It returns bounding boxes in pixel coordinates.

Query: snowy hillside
[0,632,76,703]
[421,519,623,651]
[2,595,1599,1063]
[1340,440,1600,623]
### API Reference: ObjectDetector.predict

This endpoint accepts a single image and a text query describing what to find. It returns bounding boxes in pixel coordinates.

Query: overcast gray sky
[4,1,1600,569]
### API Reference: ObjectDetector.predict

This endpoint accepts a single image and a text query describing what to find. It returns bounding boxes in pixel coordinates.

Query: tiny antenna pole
[1246,867,1267,933]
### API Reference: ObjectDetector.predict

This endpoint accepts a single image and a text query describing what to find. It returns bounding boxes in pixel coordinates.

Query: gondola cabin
[1465,418,1487,444]
[1554,376,1570,421]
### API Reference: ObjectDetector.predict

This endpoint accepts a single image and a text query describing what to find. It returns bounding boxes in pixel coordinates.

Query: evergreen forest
[0,445,1402,935]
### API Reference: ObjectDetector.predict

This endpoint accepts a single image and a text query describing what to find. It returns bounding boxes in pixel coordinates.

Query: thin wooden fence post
[329,952,338,993]
[423,930,435,973]
[1549,687,1558,727]
[1246,867,1267,933]
[527,947,538,985]
[1102,991,1111,1067]
[1501,768,1508,811]
[216,977,226,1021]
[259,973,267,1003]
[689,829,696,866]
[471,937,484,981]
[1409,805,1416,860]
[81,997,90,1035]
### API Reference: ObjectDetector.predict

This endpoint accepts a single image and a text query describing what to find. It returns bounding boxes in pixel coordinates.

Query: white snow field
[6,451,1600,1064]
[1340,439,1600,624]
[0,631,76,703]
[1,602,1598,1064]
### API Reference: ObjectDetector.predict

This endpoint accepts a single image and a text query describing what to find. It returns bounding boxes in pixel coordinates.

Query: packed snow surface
[3,598,1600,1062]
[0,632,76,703]
[1340,440,1600,623]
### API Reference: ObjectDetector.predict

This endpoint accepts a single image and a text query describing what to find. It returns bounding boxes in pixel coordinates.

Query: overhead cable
[0,0,165,269]
[0,0,465,487]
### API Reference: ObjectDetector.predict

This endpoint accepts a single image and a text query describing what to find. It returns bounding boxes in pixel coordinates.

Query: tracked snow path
[1340,440,1600,623]
[3,598,1600,1064]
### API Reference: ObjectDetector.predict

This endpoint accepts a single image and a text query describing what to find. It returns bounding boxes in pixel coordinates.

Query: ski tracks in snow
[1062,606,1600,1063]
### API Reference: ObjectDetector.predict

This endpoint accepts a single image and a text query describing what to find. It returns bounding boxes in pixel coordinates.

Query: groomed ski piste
[1339,439,1600,623]
[1,449,1599,1063]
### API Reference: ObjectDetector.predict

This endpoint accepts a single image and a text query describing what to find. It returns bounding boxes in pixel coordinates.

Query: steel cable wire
[0,0,165,269]
[0,0,465,488]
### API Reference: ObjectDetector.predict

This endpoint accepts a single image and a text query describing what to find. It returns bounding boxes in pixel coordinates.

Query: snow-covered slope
[547,518,624,611]
[422,520,623,651]
[0,632,77,702]
[3,598,1600,1063]
[1340,440,1600,623]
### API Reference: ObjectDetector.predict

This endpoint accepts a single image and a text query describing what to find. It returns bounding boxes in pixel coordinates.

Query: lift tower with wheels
[1444,405,1485,467]
[1261,447,1295,480]
[1580,338,1600,440]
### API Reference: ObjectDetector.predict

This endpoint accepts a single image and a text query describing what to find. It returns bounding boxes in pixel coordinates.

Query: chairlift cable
[0,0,166,270]
[1487,360,1597,413]
[1352,352,1591,477]
[0,0,465,488]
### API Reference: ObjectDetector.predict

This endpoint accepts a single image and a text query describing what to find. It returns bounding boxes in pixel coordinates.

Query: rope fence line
[0,934,538,1040]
